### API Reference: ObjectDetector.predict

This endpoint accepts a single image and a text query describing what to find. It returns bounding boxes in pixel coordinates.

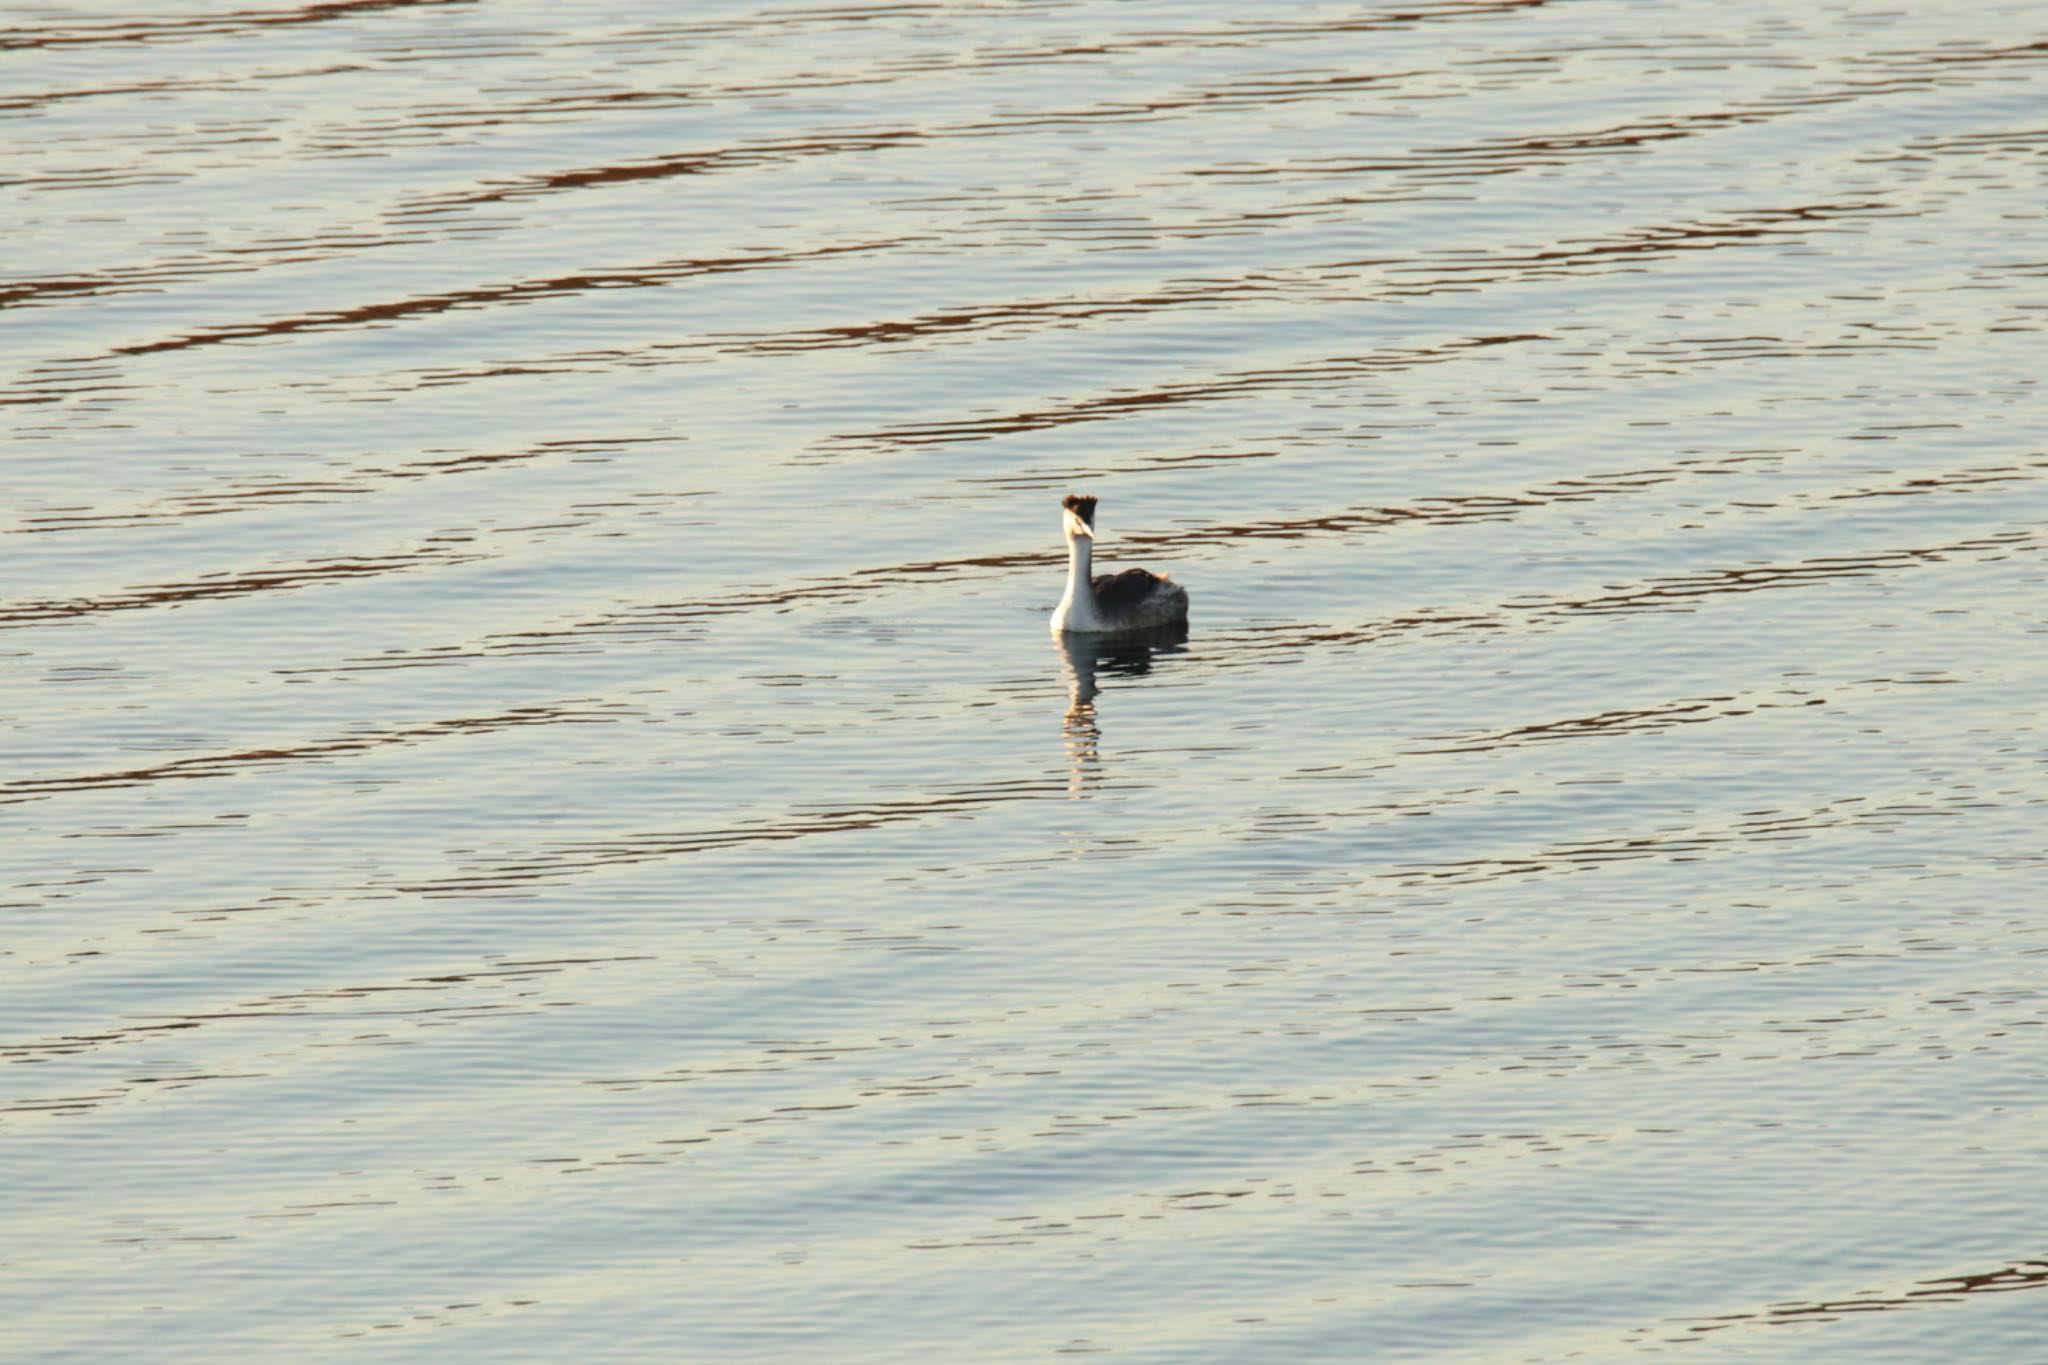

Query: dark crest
[1061,493,1098,526]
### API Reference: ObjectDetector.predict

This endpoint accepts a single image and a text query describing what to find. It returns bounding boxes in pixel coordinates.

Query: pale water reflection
[4,0,2046,1361]
[1057,625,1189,798]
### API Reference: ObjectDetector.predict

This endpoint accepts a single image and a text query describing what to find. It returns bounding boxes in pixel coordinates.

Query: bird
[1050,493,1189,635]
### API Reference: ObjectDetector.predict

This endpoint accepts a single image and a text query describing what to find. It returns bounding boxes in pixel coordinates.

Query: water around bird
[4,2,2046,1360]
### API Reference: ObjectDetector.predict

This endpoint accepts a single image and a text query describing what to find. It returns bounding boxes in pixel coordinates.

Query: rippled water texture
[6,2,2046,1360]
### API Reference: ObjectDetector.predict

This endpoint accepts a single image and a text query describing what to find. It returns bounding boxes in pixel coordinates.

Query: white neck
[1052,534,1098,632]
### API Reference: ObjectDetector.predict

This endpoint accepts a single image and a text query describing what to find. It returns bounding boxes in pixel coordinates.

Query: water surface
[5,2,2046,1360]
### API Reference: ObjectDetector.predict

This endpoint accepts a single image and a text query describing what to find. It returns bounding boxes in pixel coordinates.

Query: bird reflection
[1056,623,1188,798]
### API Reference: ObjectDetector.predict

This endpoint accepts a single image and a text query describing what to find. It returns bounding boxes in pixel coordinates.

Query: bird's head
[1061,493,1097,541]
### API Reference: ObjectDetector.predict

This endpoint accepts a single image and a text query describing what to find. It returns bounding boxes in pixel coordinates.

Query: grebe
[1050,493,1189,635]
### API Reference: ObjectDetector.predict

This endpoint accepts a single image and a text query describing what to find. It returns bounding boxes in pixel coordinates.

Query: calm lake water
[5,2,2046,1360]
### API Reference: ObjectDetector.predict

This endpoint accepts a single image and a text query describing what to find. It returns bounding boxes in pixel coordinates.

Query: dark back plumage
[1091,567,1168,612]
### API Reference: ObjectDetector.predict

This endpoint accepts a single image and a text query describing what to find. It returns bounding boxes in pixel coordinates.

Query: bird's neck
[1054,534,1098,631]
[1065,534,1094,597]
